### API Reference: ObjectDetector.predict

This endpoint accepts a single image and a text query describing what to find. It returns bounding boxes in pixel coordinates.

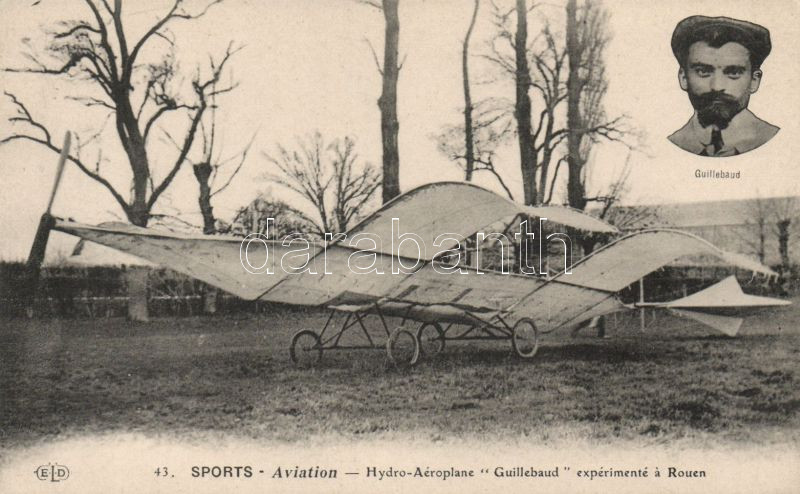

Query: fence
[618,265,794,305]
[0,262,261,318]
[1,261,794,319]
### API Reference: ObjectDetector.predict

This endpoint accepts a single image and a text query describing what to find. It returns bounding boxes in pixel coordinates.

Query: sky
[0,0,799,260]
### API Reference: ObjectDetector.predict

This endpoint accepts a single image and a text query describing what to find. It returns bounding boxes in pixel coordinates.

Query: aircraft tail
[651,276,790,336]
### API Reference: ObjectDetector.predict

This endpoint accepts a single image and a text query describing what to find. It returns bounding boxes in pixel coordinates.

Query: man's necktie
[710,129,724,154]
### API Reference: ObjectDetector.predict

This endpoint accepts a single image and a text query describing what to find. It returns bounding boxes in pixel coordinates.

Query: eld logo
[34,464,70,482]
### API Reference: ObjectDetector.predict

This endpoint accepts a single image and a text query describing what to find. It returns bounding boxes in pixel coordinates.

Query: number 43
[154,467,169,477]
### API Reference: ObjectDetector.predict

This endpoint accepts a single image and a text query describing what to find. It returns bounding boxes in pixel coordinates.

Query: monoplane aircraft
[26,139,790,366]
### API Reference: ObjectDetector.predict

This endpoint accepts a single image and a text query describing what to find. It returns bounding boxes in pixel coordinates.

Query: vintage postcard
[0,0,798,493]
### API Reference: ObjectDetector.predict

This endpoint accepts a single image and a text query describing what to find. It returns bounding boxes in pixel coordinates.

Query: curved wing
[51,215,779,334]
[53,219,303,300]
[553,229,776,292]
[343,181,617,259]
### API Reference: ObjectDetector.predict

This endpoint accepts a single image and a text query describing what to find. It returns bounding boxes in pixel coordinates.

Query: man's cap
[671,15,771,68]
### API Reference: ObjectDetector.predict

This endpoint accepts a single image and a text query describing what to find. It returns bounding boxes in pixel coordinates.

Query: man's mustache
[689,90,743,128]
[692,90,739,108]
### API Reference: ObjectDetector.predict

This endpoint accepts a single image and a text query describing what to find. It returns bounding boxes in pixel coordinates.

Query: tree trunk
[193,162,219,314]
[462,0,479,181]
[126,183,151,322]
[126,186,150,321]
[116,93,153,321]
[125,266,149,322]
[565,0,585,210]
[537,111,556,201]
[778,219,791,271]
[202,285,218,314]
[117,89,150,223]
[193,162,216,234]
[380,0,401,204]
[514,0,537,205]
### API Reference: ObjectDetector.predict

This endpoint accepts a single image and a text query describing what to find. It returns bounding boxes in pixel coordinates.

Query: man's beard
[689,90,746,129]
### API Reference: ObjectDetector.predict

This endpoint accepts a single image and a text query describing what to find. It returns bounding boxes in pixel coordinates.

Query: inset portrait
[668,15,779,157]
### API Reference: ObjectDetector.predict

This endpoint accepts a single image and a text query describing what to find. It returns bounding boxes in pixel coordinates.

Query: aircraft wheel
[387,327,419,367]
[290,330,323,367]
[512,318,539,359]
[417,322,445,357]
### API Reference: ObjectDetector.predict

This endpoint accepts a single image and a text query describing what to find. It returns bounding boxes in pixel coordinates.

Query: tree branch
[544,156,566,204]
[147,41,237,210]
[357,0,383,11]
[126,0,223,77]
[53,22,101,39]
[365,37,383,75]
[82,0,120,83]
[1,101,130,217]
[211,132,255,197]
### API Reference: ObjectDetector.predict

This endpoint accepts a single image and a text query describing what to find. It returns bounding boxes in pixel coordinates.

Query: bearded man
[668,15,779,157]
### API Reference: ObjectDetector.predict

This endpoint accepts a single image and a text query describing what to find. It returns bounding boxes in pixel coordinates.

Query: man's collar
[669,109,779,156]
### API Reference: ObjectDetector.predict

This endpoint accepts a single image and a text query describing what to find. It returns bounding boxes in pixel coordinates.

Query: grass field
[1,300,799,451]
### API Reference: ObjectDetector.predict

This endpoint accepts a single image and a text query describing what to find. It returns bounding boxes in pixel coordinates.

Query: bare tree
[742,196,771,264]
[740,195,799,270]
[435,99,515,199]
[532,25,569,204]
[166,91,254,234]
[513,0,537,205]
[176,93,253,316]
[263,132,381,234]
[435,0,516,198]
[1,0,237,320]
[222,194,320,239]
[771,197,799,272]
[361,0,402,204]
[462,0,481,181]
[565,0,582,209]
[580,157,659,253]
[3,1,237,227]
[482,0,633,207]
[738,194,800,276]
[483,1,573,205]
[565,0,631,210]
